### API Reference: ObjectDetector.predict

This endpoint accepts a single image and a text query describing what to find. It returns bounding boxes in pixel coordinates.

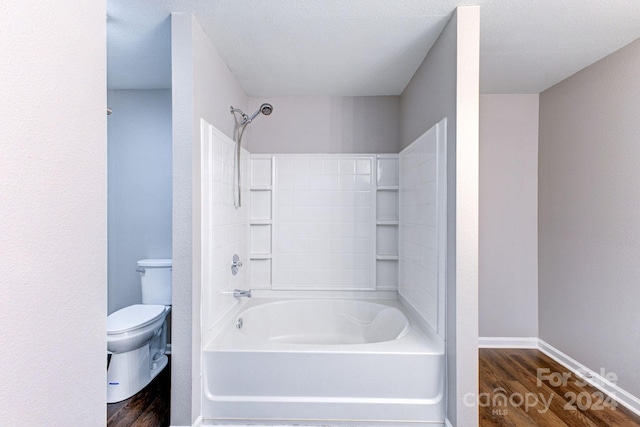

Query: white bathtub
[202,298,445,425]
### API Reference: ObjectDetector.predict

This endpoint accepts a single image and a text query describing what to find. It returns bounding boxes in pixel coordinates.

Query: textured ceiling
[107,0,640,95]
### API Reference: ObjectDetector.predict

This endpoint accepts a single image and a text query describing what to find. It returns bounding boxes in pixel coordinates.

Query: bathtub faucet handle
[233,289,252,299]
[231,254,243,275]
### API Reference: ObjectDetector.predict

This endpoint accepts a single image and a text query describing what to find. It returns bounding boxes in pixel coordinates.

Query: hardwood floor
[479,348,640,426]
[107,357,170,427]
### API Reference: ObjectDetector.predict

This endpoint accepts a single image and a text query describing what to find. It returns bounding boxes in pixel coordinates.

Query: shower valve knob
[231,254,243,275]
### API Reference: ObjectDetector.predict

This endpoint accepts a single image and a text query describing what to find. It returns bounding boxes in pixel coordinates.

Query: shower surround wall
[399,119,447,337]
[248,154,401,292]
[200,121,250,331]
[202,148,402,304]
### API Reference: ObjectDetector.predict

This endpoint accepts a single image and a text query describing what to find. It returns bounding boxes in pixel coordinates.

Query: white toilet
[107,258,172,403]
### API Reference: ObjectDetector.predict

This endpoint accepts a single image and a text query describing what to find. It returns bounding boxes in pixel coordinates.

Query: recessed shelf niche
[249,155,274,289]
[375,154,399,290]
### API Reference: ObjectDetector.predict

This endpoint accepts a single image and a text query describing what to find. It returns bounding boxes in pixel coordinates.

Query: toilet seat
[108,304,166,335]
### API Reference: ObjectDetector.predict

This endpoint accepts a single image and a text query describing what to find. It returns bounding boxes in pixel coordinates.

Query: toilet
[107,259,172,403]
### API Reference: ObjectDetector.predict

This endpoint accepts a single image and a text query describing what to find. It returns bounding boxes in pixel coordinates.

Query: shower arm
[230,107,249,125]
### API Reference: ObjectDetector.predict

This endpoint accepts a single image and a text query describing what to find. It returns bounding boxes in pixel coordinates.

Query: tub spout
[233,289,252,299]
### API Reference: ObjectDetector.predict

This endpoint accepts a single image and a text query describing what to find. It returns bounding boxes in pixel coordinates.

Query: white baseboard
[538,339,640,417]
[478,336,538,349]
[444,419,453,427]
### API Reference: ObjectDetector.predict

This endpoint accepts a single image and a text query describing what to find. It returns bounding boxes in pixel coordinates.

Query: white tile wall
[271,155,376,290]
[399,119,446,336]
[201,121,250,332]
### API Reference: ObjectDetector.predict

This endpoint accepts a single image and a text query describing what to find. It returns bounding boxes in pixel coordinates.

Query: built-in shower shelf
[250,185,272,191]
[250,219,272,225]
[250,254,272,260]
[374,155,399,290]
[250,156,274,290]
[376,285,399,291]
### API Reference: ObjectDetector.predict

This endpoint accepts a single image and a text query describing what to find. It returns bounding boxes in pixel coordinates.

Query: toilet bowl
[107,259,172,403]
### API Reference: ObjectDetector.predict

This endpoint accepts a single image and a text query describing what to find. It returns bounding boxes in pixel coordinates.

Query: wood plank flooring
[107,357,170,427]
[480,348,640,426]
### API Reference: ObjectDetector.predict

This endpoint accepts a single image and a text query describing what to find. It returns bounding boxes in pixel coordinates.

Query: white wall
[171,13,250,426]
[107,89,172,314]
[400,7,480,426]
[539,37,640,398]
[479,94,539,337]
[0,1,106,425]
[247,96,400,154]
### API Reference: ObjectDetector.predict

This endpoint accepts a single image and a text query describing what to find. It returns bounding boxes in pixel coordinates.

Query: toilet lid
[107,304,166,334]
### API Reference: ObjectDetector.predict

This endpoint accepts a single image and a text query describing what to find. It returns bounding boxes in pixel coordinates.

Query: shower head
[245,103,274,124]
[260,103,273,116]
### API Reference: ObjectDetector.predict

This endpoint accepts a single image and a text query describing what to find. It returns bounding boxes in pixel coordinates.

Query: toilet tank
[138,259,172,305]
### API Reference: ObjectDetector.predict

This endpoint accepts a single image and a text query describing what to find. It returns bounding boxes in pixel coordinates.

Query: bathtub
[202,298,445,425]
